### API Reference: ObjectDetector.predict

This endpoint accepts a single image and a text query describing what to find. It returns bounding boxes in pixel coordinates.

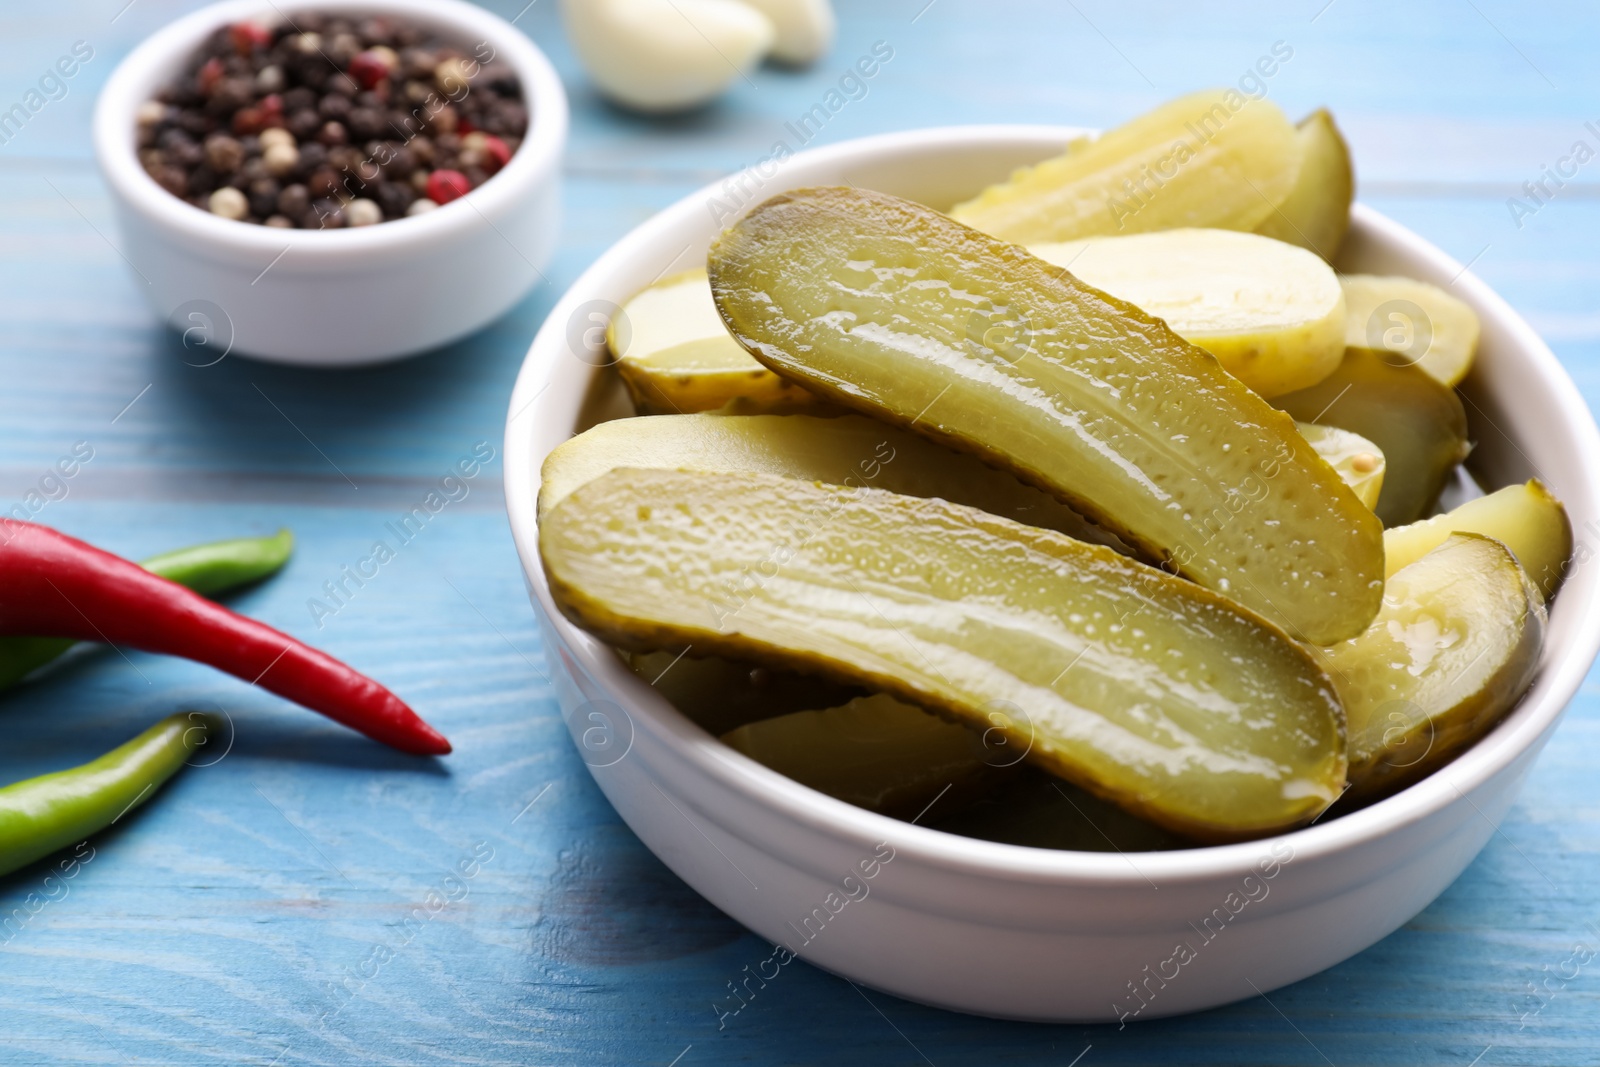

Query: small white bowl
[94,0,567,366]
[504,126,1600,1022]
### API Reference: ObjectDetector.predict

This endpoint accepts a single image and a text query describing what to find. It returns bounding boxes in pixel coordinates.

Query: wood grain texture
[2,0,1599,1063]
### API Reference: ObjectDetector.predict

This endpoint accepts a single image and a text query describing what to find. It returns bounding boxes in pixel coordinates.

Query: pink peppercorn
[197,57,225,95]
[229,22,274,55]
[481,135,511,173]
[348,48,396,90]
[425,169,471,204]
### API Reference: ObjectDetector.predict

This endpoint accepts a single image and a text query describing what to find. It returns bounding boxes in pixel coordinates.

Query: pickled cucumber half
[609,269,821,414]
[1319,533,1545,803]
[1384,480,1572,600]
[708,186,1384,644]
[540,467,1348,838]
[1298,422,1385,511]
[1341,274,1481,387]
[1029,229,1345,397]
[721,694,1000,820]
[539,412,1123,550]
[948,89,1300,242]
[1273,346,1471,527]
[1254,109,1354,261]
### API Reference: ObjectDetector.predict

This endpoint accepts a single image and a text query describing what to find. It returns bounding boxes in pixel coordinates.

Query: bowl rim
[504,123,1600,889]
[91,0,568,261]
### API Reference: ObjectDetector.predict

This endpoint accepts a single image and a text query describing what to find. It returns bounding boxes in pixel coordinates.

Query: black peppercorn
[357,17,394,46]
[248,176,280,216]
[156,166,189,197]
[307,167,341,198]
[204,133,245,172]
[318,93,352,121]
[277,182,310,218]
[281,86,315,112]
[207,77,254,116]
[287,108,321,140]
[347,107,385,141]
[488,100,528,137]
[375,179,414,218]
[186,165,219,196]
[309,197,345,228]
[383,144,416,179]
[296,141,329,174]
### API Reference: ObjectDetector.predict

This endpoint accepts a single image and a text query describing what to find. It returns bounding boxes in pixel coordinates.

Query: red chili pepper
[0,521,449,756]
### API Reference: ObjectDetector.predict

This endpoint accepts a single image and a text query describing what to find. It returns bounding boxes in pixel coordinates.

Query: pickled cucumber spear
[708,186,1384,644]
[541,468,1348,839]
[948,88,1301,242]
[1320,533,1544,803]
[1274,346,1471,527]
[539,412,1123,551]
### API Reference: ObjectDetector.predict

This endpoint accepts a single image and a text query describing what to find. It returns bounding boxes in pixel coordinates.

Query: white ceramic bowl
[94,0,566,366]
[504,126,1600,1022]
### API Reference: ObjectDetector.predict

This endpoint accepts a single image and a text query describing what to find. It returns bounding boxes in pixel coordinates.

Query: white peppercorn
[435,57,476,98]
[346,198,382,226]
[254,64,285,94]
[262,142,300,177]
[208,186,249,220]
[258,127,295,151]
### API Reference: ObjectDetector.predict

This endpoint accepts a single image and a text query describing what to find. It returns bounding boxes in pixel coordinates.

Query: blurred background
[0,1,1596,1064]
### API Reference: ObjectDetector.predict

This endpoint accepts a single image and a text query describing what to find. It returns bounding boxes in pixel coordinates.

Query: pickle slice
[1298,422,1385,511]
[721,693,1000,820]
[541,468,1348,838]
[1273,347,1471,527]
[539,412,1123,550]
[1341,274,1481,387]
[1319,533,1545,803]
[627,649,861,736]
[1254,109,1354,261]
[948,89,1300,242]
[708,186,1384,644]
[1384,480,1572,600]
[610,269,822,414]
[1029,229,1345,397]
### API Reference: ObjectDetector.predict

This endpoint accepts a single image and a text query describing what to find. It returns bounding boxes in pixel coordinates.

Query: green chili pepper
[0,529,294,690]
[139,528,296,597]
[0,712,213,877]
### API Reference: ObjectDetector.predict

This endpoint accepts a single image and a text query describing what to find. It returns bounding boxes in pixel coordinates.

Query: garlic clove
[561,0,775,113]
[732,0,834,65]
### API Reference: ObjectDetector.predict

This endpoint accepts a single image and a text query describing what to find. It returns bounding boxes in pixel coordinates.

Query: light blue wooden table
[3,1,1599,1063]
